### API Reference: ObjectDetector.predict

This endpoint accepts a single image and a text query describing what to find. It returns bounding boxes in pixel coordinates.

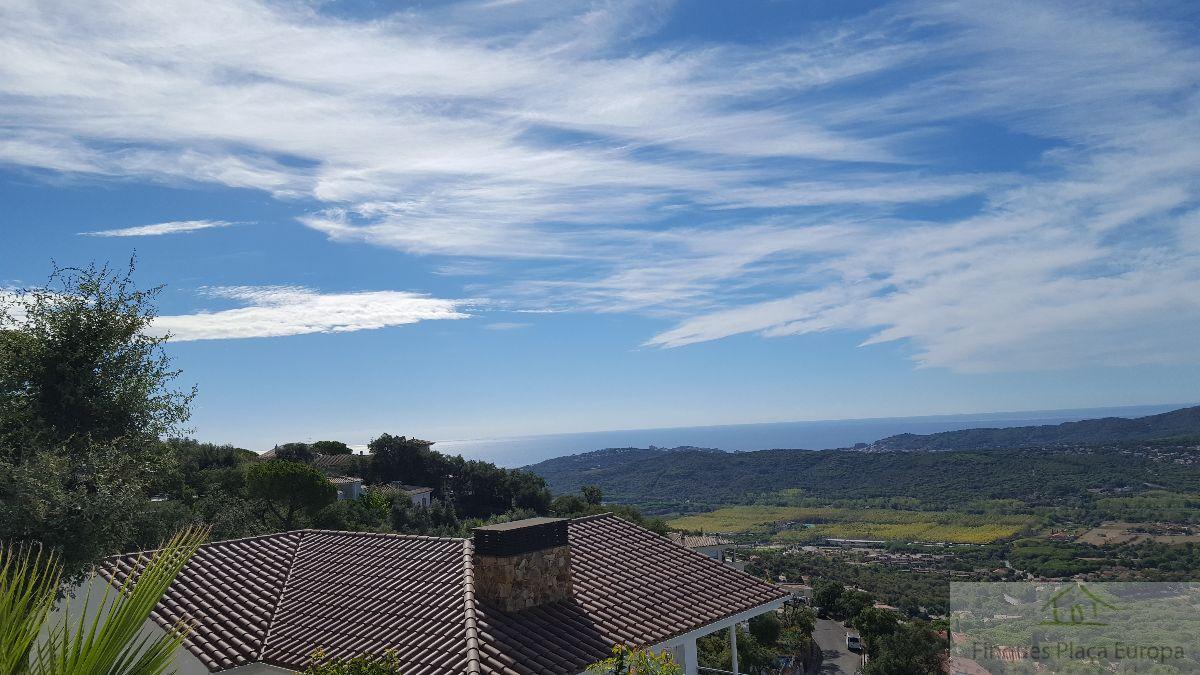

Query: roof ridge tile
[461,539,482,675]
[567,512,616,523]
[255,530,307,662]
[298,528,468,543]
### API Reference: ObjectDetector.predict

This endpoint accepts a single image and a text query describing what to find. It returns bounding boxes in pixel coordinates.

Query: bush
[587,645,682,675]
[303,651,403,674]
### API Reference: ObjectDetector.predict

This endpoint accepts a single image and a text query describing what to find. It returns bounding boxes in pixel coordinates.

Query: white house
[326,475,362,500]
[366,481,434,507]
[83,515,787,674]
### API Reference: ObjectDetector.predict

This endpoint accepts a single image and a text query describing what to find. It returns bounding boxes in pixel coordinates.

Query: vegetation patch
[1093,490,1200,523]
[670,505,1033,544]
[1076,520,1200,546]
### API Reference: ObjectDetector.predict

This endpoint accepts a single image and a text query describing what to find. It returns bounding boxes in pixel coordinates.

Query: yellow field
[668,505,1031,544]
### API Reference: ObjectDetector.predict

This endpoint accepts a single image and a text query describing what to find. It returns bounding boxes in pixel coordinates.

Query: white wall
[336,480,363,500]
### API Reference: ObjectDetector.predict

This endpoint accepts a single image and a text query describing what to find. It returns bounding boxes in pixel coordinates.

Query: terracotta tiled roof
[99,515,787,674]
[367,483,434,498]
[102,531,302,671]
[251,451,358,472]
[366,483,402,497]
[262,532,476,675]
[666,532,731,549]
[312,454,358,471]
[396,483,434,495]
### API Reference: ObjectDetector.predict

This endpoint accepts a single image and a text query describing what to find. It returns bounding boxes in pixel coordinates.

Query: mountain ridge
[867,404,1200,451]
[523,406,1200,513]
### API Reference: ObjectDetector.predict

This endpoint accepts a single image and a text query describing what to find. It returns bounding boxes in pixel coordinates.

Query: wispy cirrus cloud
[81,220,234,237]
[640,1,1200,370]
[152,286,469,341]
[1,0,1198,369]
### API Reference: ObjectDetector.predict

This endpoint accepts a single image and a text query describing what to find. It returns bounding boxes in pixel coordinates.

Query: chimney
[472,517,573,612]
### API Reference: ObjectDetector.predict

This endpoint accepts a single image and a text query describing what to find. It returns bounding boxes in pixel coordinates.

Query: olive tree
[0,261,195,578]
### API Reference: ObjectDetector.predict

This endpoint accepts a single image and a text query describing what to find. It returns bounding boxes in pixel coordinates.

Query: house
[326,475,362,500]
[666,532,730,561]
[367,481,435,507]
[777,583,812,604]
[311,453,358,474]
[85,515,788,674]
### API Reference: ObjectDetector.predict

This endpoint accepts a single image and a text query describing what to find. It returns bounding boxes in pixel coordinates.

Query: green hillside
[869,405,1200,451]
[525,439,1200,515]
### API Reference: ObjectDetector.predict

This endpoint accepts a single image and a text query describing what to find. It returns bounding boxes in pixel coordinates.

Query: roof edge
[651,596,789,651]
[96,529,306,566]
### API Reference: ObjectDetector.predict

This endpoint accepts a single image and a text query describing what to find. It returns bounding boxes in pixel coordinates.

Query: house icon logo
[1040,584,1119,626]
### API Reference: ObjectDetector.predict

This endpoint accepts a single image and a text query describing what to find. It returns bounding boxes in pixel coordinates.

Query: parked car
[845,633,861,651]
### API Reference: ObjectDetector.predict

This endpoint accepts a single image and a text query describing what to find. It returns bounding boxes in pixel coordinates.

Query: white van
[845,633,861,651]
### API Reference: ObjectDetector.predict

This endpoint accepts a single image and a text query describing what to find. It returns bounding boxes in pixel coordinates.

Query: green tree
[0,261,195,578]
[368,435,440,485]
[812,579,843,612]
[853,607,899,655]
[551,495,588,515]
[778,605,816,662]
[695,627,774,673]
[313,491,391,532]
[748,611,782,646]
[835,589,874,620]
[312,440,353,455]
[391,498,460,536]
[274,442,315,463]
[0,527,206,675]
[247,461,336,530]
[582,485,603,505]
[0,261,193,454]
[860,622,945,675]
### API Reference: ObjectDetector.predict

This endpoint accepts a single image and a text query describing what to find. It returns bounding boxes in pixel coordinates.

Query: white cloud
[483,322,530,331]
[152,286,469,341]
[1,0,1198,369]
[81,220,234,237]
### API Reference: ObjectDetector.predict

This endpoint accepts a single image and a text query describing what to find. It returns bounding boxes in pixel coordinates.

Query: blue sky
[2,0,1198,450]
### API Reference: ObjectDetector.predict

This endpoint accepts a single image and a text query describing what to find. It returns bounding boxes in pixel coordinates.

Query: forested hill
[868,405,1200,451]
[520,445,721,475]
[524,440,1200,516]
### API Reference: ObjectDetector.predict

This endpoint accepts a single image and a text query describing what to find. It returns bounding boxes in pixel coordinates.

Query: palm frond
[0,542,62,675]
[34,526,208,675]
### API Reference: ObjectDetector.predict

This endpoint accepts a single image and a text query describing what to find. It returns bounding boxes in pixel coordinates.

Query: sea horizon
[434,402,1189,467]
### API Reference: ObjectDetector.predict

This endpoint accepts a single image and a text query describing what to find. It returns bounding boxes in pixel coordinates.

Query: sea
[435,403,1187,468]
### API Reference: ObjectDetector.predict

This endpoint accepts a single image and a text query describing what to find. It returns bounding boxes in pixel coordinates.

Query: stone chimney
[472,517,573,612]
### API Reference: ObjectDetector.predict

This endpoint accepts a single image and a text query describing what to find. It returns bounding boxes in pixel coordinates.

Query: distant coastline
[436,403,1187,467]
